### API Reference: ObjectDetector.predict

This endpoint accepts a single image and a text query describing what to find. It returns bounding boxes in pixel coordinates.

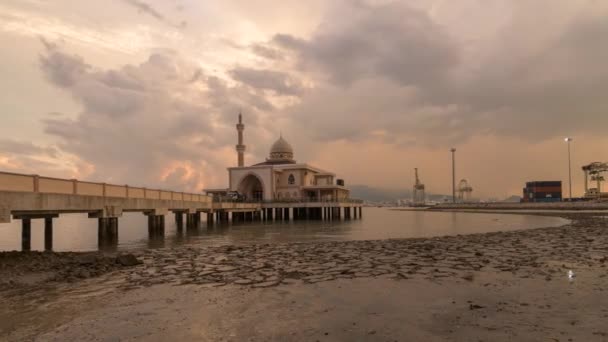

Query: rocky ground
[115,215,607,290]
[0,251,141,291]
[1,214,607,341]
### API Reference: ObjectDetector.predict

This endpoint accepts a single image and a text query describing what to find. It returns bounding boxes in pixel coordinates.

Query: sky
[1,0,607,199]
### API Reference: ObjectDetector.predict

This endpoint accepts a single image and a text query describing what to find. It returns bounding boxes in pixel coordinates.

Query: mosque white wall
[277,169,302,187]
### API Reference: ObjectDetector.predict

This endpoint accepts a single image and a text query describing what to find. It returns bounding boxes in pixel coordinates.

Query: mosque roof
[270,136,293,155]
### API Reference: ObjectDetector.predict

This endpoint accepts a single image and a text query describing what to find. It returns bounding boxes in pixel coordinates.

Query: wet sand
[1,215,607,341]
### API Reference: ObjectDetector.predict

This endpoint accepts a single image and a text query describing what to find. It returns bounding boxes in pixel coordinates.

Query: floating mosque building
[205,114,351,202]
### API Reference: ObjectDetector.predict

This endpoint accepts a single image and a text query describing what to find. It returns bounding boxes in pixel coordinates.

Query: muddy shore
[1,214,607,341]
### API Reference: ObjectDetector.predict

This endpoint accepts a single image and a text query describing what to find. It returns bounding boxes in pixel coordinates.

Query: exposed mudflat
[1,215,607,341]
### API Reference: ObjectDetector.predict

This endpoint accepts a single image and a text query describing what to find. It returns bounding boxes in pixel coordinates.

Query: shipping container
[523,180,563,202]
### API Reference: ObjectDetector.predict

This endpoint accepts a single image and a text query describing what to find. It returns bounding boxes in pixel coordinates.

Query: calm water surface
[0,208,569,252]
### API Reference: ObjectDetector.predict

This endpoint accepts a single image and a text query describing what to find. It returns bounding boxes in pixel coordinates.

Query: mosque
[205,114,351,202]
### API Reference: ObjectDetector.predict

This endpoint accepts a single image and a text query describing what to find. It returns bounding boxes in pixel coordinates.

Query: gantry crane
[457,179,473,202]
[582,162,608,200]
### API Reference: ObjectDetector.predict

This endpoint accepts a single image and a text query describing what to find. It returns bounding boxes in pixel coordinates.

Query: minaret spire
[236,111,246,167]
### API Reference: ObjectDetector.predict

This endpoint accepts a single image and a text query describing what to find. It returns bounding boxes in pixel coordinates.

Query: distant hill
[349,185,450,202]
[349,185,411,202]
[502,195,522,203]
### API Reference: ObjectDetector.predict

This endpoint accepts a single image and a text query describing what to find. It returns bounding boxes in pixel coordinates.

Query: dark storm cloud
[272,1,458,88]
[250,44,284,60]
[438,13,608,141]
[264,1,608,145]
[230,67,303,96]
[39,49,89,87]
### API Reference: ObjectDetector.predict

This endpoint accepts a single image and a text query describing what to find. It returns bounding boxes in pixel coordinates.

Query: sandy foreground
[1,214,607,341]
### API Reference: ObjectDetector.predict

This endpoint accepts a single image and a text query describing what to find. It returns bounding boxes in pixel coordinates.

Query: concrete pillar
[147,215,165,236]
[98,217,118,249]
[21,218,31,251]
[175,212,184,230]
[207,212,214,225]
[44,217,53,251]
[109,217,118,243]
[189,213,200,229]
[98,217,109,243]
[185,213,192,228]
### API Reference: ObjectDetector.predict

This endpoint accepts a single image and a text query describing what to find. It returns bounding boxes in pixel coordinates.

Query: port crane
[413,168,426,205]
[582,162,608,200]
[457,179,473,202]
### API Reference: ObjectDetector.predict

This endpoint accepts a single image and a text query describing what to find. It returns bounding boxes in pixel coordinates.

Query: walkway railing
[0,171,211,203]
[213,198,363,204]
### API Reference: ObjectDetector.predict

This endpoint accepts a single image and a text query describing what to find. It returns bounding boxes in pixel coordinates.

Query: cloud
[39,46,89,87]
[122,0,165,21]
[37,45,274,190]
[230,67,303,96]
[0,139,58,158]
[121,0,187,29]
[272,1,458,88]
[261,0,608,146]
[250,43,284,60]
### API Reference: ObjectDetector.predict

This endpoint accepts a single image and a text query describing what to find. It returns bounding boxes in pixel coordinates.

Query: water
[0,208,569,252]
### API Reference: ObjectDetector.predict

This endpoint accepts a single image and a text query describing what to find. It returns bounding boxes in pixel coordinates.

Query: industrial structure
[582,162,608,200]
[412,168,426,206]
[522,181,562,203]
[456,179,473,202]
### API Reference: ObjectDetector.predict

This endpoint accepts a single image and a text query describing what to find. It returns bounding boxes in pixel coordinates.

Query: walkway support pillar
[175,212,184,229]
[21,218,31,252]
[44,217,53,251]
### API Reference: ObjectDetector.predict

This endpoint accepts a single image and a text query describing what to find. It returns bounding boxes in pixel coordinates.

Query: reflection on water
[0,208,569,252]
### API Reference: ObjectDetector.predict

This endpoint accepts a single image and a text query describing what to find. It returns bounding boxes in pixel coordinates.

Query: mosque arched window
[288,174,295,185]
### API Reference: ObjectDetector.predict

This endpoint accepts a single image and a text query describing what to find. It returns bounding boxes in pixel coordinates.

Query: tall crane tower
[413,168,426,206]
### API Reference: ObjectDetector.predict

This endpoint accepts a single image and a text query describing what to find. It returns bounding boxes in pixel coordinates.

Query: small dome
[269,135,294,161]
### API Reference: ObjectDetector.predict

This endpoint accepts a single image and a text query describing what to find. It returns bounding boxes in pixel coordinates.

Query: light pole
[451,148,456,203]
[565,137,573,201]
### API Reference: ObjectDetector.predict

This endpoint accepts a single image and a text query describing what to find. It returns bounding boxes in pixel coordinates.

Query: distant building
[522,181,562,202]
[204,114,351,201]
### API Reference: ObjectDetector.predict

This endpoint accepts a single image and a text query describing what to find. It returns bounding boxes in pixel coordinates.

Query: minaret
[236,112,246,167]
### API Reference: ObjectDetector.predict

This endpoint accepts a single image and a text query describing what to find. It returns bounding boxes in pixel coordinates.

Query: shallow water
[0,208,568,252]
